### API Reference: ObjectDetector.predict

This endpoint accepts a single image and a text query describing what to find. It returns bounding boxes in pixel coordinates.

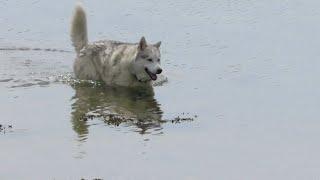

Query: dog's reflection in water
[71,84,164,139]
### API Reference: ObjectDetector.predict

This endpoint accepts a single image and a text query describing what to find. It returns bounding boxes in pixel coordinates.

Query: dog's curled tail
[71,4,88,54]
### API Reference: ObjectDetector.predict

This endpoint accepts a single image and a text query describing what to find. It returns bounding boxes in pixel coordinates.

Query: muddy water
[1,0,320,179]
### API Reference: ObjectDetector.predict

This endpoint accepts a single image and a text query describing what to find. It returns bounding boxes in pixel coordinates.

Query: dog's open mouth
[145,68,157,81]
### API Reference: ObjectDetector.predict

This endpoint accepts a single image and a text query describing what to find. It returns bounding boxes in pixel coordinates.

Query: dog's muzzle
[145,68,162,81]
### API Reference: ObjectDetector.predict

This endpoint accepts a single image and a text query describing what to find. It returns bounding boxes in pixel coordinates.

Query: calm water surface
[1,0,320,179]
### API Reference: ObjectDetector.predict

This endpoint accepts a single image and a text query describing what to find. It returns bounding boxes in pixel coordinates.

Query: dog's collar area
[137,76,150,83]
[134,74,145,83]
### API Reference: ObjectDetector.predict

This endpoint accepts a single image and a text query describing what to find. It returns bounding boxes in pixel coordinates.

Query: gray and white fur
[70,4,162,87]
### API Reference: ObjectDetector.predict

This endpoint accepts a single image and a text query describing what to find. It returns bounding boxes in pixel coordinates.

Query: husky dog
[70,4,163,87]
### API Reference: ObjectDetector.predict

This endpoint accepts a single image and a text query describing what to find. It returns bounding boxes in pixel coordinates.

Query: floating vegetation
[0,124,13,134]
[79,110,196,127]
[169,116,196,124]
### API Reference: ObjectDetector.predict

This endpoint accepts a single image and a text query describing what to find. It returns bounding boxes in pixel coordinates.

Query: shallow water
[1,0,320,179]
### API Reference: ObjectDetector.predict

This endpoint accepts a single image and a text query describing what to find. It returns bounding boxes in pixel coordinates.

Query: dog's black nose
[156,68,162,74]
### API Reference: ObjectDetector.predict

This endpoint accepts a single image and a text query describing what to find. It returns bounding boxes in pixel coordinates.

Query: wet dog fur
[70,4,163,87]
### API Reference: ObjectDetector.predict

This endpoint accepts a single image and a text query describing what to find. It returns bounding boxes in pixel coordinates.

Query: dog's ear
[139,36,147,51]
[154,41,161,48]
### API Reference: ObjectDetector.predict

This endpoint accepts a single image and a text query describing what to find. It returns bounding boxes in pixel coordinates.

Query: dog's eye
[147,58,153,62]
[157,59,160,62]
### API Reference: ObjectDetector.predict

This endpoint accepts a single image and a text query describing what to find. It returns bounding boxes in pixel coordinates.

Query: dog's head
[132,37,162,82]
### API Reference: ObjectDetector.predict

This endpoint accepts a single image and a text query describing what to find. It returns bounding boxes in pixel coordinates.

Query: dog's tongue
[145,68,158,81]
[150,73,157,80]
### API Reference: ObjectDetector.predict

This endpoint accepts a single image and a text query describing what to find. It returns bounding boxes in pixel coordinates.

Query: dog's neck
[133,71,151,83]
[129,54,148,83]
